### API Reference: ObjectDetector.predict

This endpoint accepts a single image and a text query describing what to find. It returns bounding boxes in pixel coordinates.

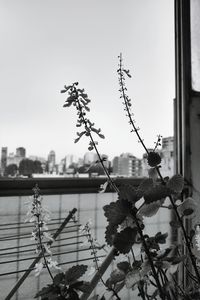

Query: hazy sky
[0,0,175,163]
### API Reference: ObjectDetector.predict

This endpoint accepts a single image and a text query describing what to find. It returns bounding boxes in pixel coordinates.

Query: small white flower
[47,258,61,270]
[35,262,44,276]
[43,231,54,242]
[81,239,91,248]
[44,244,52,255]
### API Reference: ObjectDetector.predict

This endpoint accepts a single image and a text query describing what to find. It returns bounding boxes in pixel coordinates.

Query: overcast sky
[0,0,175,163]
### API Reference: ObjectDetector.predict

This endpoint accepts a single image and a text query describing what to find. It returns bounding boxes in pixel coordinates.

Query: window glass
[191,0,200,91]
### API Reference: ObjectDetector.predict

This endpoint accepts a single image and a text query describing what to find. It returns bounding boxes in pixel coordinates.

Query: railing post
[80,247,116,300]
[5,208,77,300]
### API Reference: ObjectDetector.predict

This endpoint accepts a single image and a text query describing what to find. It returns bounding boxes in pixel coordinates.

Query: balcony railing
[0,177,171,300]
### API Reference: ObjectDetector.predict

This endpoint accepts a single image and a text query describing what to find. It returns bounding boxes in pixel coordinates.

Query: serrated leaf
[74,281,90,293]
[113,227,138,254]
[167,174,184,193]
[65,265,88,284]
[105,224,117,246]
[67,289,79,300]
[155,232,168,244]
[136,178,154,199]
[109,269,126,284]
[34,285,55,298]
[119,184,138,205]
[144,184,170,204]
[103,200,131,226]
[53,273,65,285]
[117,261,130,273]
[125,269,140,289]
[137,199,164,217]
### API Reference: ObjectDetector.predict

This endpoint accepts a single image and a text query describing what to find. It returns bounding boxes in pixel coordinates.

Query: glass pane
[191,0,200,91]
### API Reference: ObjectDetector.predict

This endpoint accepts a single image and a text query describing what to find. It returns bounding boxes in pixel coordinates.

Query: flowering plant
[59,54,200,300]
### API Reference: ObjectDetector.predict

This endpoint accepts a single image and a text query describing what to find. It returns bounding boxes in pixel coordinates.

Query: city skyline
[1,135,174,165]
[0,1,175,163]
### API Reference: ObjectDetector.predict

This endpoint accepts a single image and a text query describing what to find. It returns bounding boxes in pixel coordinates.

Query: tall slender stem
[76,99,119,193]
[37,215,54,281]
[118,53,200,285]
[133,216,166,300]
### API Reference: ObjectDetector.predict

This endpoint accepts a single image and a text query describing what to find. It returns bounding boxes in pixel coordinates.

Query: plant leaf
[144,184,170,204]
[34,285,55,298]
[113,227,138,254]
[137,199,164,217]
[136,178,154,199]
[105,224,118,246]
[177,197,197,218]
[103,200,131,226]
[109,269,126,284]
[167,174,184,193]
[53,273,65,285]
[125,269,141,289]
[117,261,130,273]
[118,184,139,205]
[65,265,88,284]
[155,232,168,244]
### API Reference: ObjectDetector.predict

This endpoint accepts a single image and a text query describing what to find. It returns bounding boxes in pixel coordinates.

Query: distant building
[16,147,26,158]
[48,150,56,173]
[65,154,78,168]
[112,153,142,177]
[1,147,8,175]
[160,137,174,177]
[6,147,27,167]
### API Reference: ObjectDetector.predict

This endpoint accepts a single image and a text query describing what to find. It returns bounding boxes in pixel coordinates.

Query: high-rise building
[16,147,26,158]
[112,153,141,177]
[1,147,8,175]
[6,147,26,168]
[48,150,56,173]
[160,137,174,177]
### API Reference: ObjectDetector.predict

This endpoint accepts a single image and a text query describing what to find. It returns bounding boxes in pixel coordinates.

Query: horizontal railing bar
[0,255,106,277]
[0,218,74,227]
[0,247,95,265]
[0,241,84,257]
[0,221,76,231]
[0,224,80,240]
[0,177,142,197]
[0,235,87,252]
[0,228,80,241]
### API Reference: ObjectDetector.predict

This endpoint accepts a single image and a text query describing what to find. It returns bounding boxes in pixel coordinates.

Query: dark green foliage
[147,151,161,167]
[103,200,131,226]
[113,227,138,254]
[19,159,43,177]
[4,163,18,176]
[117,261,130,273]
[118,184,139,205]
[65,265,88,285]
[105,224,118,246]
[35,265,87,300]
